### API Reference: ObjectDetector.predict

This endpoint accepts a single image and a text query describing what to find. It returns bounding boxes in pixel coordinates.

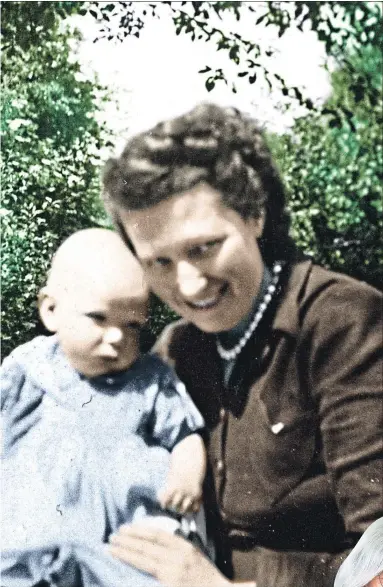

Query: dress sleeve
[149,355,205,451]
[303,280,383,537]
[1,352,43,454]
[1,353,26,412]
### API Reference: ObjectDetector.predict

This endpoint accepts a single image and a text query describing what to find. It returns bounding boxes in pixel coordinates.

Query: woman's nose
[103,327,123,345]
[176,261,208,298]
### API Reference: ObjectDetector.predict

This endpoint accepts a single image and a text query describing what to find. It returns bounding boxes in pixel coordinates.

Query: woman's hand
[108,523,238,587]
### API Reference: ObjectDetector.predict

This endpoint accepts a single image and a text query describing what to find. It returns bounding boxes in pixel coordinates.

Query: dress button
[106,377,114,385]
[261,344,271,361]
[41,553,52,567]
[216,460,225,473]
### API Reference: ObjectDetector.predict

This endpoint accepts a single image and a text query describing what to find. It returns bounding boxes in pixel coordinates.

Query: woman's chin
[188,308,246,334]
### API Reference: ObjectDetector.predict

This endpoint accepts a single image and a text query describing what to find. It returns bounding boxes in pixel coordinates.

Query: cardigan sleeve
[302,279,383,537]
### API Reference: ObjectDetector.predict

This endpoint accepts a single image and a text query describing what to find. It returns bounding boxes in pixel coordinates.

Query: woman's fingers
[109,530,167,575]
[112,524,188,548]
[108,526,193,581]
[109,525,234,587]
[108,544,158,576]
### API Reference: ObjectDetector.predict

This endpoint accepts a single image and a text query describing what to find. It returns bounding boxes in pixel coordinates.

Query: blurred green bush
[1,2,110,358]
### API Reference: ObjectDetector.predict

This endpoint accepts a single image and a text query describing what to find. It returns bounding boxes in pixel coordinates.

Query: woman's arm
[305,281,383,537]
[108,524,256,587]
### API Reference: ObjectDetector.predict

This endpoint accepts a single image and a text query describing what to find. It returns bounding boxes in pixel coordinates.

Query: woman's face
[118,182,265,333]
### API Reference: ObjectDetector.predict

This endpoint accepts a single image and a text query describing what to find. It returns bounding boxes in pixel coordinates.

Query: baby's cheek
[366,576,383,587]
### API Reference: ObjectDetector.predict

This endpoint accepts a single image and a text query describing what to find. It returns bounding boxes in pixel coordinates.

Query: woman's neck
[218,266,272,349]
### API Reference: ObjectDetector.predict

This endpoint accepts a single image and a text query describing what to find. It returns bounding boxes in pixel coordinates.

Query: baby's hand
[158,433,206,514]
[158,476,203,514]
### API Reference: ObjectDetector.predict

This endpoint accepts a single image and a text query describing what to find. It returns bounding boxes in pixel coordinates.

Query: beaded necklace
[216,262,283,361]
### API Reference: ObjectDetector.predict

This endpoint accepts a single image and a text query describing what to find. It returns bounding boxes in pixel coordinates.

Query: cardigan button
[216,460,225,473]
[261,344,271,361]
[219,408,227,421]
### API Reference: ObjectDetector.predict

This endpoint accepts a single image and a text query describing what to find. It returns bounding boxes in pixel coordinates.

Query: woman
[102,103,382,587]
[334,517,383,587]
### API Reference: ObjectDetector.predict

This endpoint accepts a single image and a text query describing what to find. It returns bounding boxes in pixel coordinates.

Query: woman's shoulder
[285,261,382,342]
[289,260,381,311]
[272,260,381,341]
[290,259,380,297]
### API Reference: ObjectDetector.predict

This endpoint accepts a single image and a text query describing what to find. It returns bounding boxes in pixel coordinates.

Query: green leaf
[198,66,212,73]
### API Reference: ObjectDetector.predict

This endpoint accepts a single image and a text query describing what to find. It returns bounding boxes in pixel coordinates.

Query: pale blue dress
[1,336,207,587]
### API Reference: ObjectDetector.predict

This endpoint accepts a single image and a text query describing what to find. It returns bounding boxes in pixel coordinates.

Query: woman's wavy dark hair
[102,103,296,265]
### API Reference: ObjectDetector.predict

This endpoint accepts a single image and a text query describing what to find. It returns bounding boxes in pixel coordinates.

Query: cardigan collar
[271,259,313,337]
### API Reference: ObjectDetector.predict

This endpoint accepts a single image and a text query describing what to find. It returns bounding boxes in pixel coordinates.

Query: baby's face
[53,282,148,378]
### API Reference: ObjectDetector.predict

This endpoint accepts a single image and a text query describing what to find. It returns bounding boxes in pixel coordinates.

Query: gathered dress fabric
[1,340,206,587]
[154,260,383,587]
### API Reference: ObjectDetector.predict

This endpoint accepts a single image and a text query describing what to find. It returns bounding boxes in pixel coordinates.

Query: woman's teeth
[191,296,219,309]
[186,284,228,310]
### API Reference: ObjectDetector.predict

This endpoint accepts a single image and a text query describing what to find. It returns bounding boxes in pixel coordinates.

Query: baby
[1,228,207,587]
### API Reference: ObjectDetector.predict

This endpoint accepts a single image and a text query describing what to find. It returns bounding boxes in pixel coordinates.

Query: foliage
[1,2,109,358]
[85,1,382,114]
[1,1,79,51]
[270,44,382,289]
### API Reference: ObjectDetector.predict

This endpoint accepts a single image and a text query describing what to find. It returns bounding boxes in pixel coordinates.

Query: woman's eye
[154,257,172,268]
[124,322,141,330]
[189,240,221,258]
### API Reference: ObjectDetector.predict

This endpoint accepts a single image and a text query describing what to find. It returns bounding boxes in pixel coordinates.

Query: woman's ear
[38,287,58,332]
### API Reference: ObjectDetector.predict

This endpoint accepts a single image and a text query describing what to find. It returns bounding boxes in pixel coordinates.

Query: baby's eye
[188,240,222,258]
[86,312,106,323]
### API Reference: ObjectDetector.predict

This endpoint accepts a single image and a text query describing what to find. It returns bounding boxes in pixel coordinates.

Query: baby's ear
[38,287,58,332]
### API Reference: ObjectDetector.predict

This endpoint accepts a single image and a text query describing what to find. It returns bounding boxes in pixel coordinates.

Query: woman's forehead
[123,214,225,258]
[119,184,235,251]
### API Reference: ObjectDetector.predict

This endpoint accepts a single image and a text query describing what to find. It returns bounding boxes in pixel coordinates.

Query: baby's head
[39,228,149,378]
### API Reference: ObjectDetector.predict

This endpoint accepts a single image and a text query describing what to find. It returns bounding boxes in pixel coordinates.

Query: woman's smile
[186,284,228,310]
